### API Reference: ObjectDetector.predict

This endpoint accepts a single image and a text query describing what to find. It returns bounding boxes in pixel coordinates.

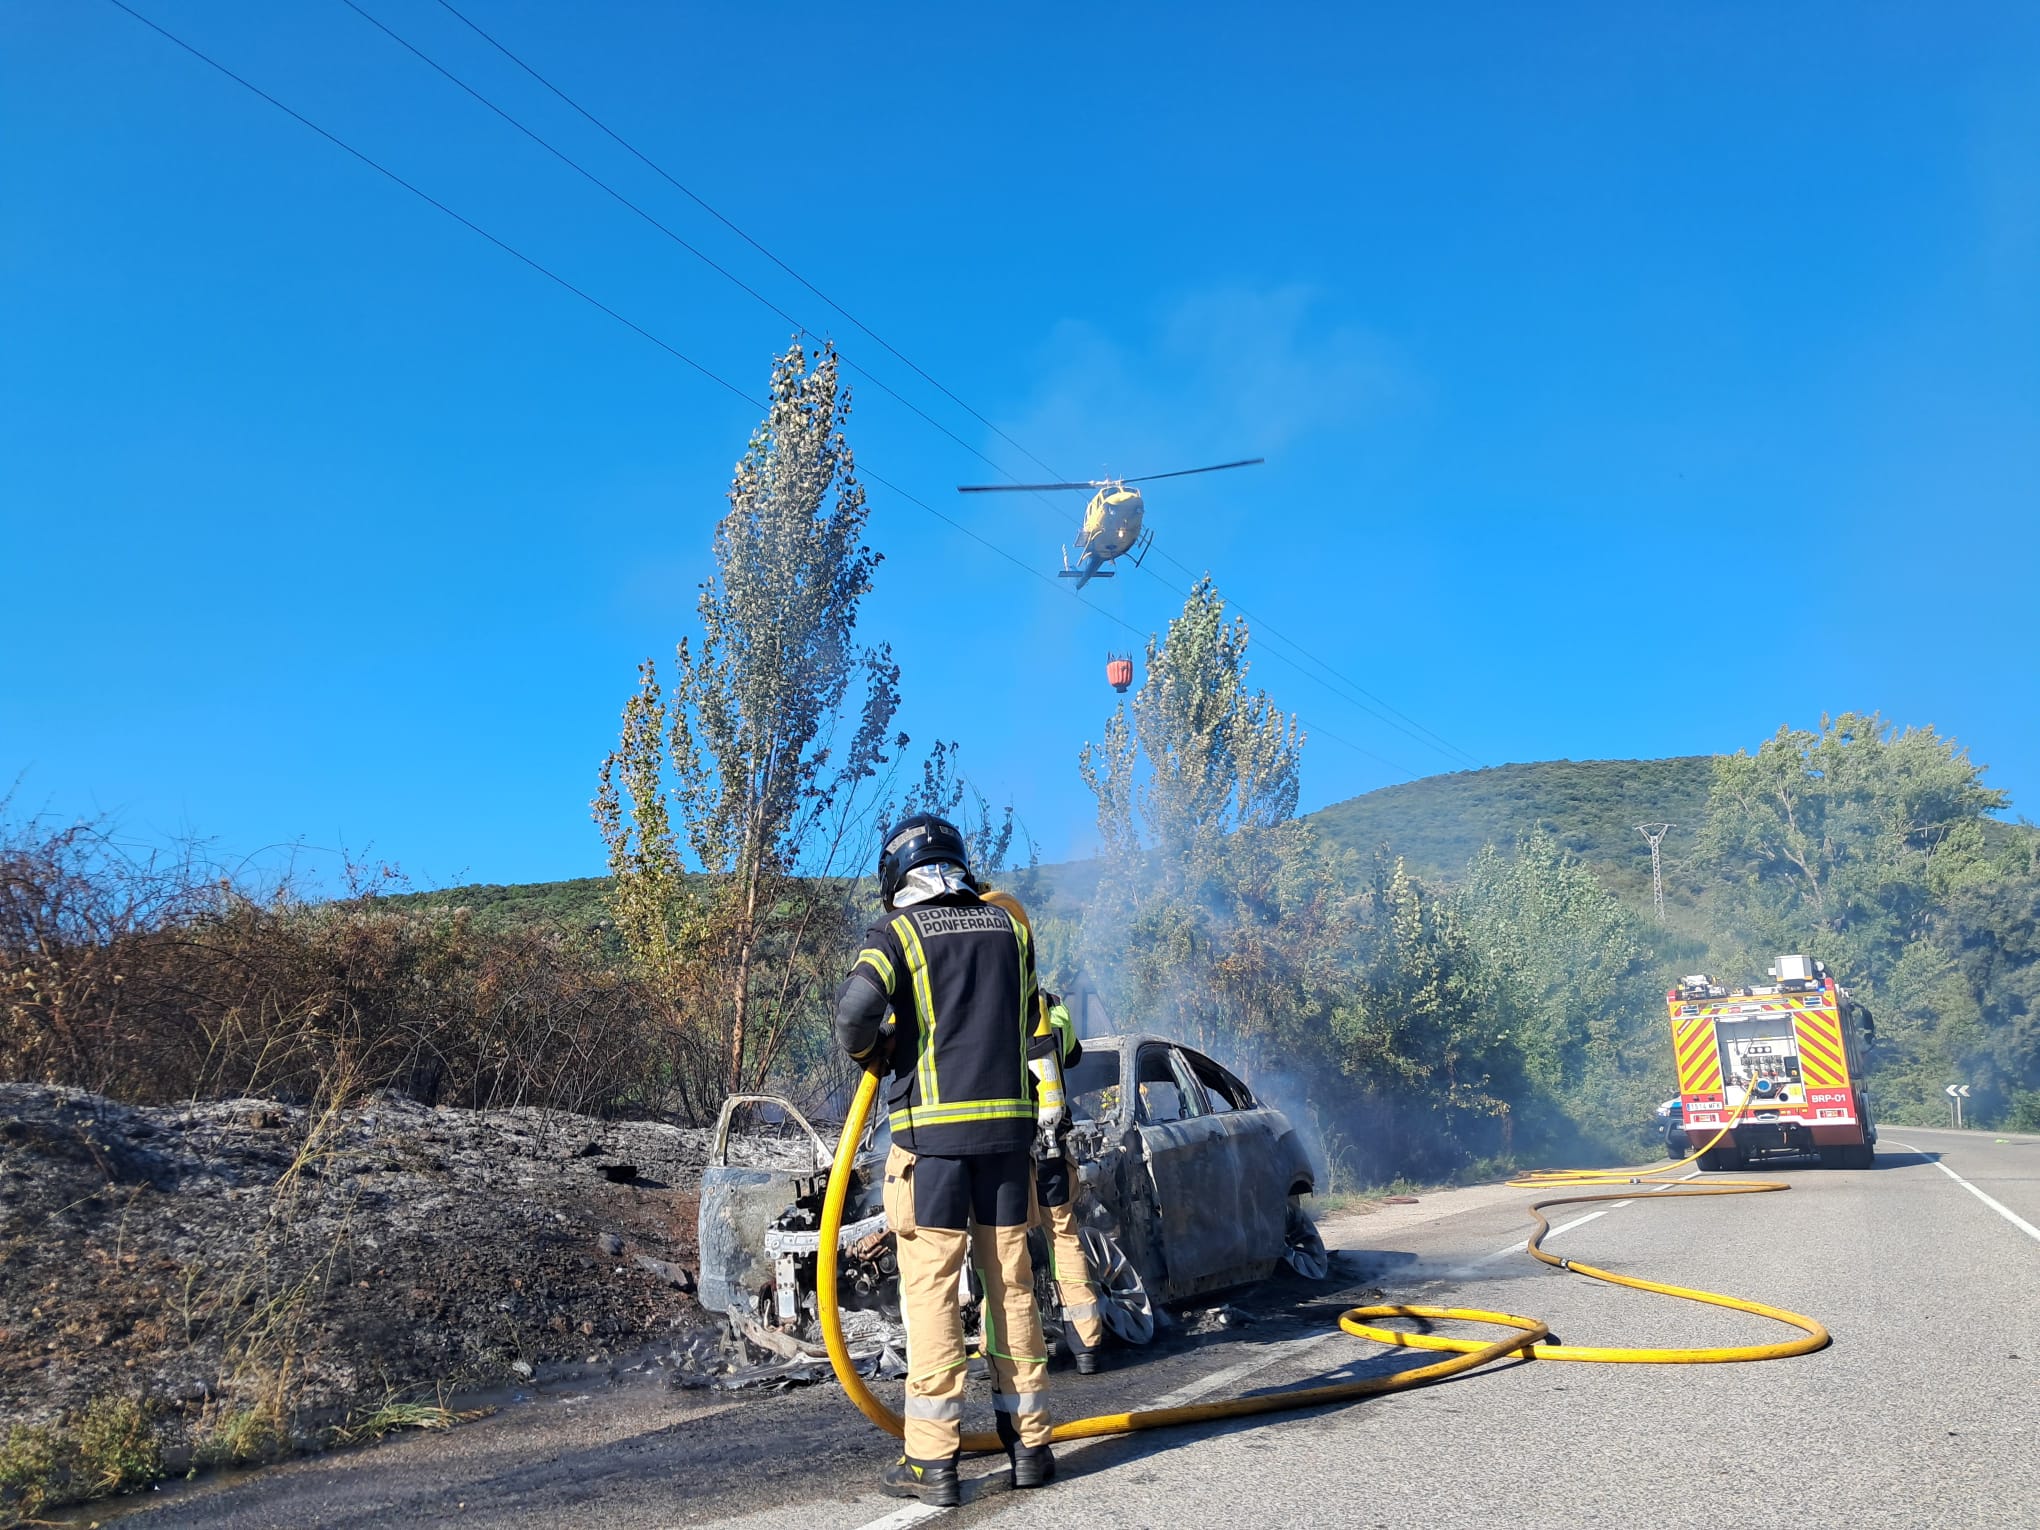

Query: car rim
[1079,1225,1155,1345]
[1284,1202,1330,1280]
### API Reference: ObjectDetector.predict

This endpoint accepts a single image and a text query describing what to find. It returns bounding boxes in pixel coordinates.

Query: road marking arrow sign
[1945,1084,1972,1098]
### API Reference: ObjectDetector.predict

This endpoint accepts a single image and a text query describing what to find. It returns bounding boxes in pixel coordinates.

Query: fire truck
[1667,955,1878,1170]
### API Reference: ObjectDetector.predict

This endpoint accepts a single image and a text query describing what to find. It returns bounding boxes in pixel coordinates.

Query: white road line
[1139,1329,1341,1410]
[1474,1173,1697,1266]
[1478,1209,1606,1264]
[841,1169,1709,1530]
[833,1330,1342,1530]
[848,1505,949,1530]
[1891,1139,2040,1246]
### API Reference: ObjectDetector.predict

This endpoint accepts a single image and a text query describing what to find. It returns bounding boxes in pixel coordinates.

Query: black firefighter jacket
[834,893,1039,1157]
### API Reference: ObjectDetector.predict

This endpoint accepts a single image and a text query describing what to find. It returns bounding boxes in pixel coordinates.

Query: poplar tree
[594,342,901,1111]
[1078,577,1323,1063]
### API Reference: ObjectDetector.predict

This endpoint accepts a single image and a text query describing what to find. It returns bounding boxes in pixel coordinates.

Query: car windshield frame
[1065,1044,1127,1128]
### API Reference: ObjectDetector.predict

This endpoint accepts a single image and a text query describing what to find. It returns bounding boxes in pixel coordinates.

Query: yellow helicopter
[957,458,1264,589]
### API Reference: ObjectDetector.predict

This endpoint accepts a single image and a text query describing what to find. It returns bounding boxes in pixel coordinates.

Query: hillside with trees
[385,756,1718,930]
[9,337,2037,1175]
[1307,755,1716,904]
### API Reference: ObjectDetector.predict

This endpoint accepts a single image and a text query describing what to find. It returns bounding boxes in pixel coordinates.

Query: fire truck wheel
[1698,1146,1740,1173]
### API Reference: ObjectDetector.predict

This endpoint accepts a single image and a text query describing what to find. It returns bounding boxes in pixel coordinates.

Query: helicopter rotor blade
[956,481,1100,493]
[1119,457,1265,485]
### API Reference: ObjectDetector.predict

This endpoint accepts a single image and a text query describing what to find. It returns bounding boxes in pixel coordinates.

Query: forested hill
[388,757,1718,924]
[1307,757,1715,901]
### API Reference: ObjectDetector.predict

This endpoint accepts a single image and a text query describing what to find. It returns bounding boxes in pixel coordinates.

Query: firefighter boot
[879,1455,960,1507]
[995,1409,1057,1489]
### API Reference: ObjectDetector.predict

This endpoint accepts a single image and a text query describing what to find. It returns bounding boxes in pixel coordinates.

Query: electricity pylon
[1636,823,1674,923]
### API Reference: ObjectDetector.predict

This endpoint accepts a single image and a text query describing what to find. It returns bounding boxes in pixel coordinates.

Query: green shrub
[0,1394,164,1520]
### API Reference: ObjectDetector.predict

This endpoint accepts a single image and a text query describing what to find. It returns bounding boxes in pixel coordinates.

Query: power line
[102,0,1415,784]
[381,0,1470,776]
[100,0,757,411]
[335,0,1061,502]
[333,0,1465,775]
[1147,544,1483,769]
[429,0,1073,488]
[860,467,1419,779]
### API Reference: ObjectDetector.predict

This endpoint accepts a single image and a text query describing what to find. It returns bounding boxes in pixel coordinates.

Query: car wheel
[1080,1226,1154,1346]
[1283,1197,1331,1280]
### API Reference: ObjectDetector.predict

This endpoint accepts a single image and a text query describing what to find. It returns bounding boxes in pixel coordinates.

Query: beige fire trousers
[1038,1194,1105,1354]
[882,1144,1051,1460]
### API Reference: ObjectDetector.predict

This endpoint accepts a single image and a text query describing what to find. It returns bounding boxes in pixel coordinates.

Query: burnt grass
[0,1085,719,1461]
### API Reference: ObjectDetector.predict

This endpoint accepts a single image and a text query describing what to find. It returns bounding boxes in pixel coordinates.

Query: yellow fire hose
[816,1072,1829,1453]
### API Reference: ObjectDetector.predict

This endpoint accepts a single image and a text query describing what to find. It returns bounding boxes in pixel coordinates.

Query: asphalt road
[89,1125,2040,1530]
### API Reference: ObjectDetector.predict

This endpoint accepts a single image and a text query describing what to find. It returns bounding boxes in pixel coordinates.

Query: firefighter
[835,815,1054,1507]
[979,891,1107,1375]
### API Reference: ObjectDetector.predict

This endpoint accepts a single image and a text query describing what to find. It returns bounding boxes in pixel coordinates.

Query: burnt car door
[1177,1047,1303,1264]
[1133,1044,1283,1291]
[696,1095,832,1319]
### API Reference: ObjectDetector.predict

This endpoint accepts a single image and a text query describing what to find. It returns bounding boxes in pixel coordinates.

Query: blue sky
[5,2,2036,887]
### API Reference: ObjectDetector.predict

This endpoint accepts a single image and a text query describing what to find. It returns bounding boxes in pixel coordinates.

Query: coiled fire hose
[816,1072,1829,1453]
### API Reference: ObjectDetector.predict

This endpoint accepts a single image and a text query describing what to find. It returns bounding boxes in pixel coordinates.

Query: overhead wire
[371,0,1473,774]
[333,0,1068,510]
[99,0,756,411]
[102,0,1417,780]
[1146,544,1484,769]
[428,0,1074,488]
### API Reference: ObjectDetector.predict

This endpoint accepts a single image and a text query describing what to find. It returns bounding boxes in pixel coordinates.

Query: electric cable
[335,0,1069,502]
[1147,544,1484,770]
[362,0,1474,773]
[817,1073,1827,1453]
[430,0,1073,487]
[100,0,757,411]
[103,0,1417,780]
[861,466,1418,778]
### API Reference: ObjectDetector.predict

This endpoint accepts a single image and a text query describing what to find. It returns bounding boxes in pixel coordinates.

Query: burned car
[697,1035,1326,1369]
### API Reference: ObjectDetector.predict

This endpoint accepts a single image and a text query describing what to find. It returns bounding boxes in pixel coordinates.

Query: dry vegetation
[0,812,727,1522]
[1,813,667,1116]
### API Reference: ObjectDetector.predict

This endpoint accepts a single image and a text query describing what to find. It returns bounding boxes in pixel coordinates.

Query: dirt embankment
[0,1085,720,1457]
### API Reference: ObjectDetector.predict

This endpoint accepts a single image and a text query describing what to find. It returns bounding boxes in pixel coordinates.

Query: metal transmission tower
[1636,823,1674,923]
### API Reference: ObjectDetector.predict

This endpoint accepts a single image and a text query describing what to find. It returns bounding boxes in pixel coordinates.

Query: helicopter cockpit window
[1066,1050,1122,1124]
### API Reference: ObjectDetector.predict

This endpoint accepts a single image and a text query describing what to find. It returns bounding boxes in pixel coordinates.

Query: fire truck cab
[1667,955,1877,1170]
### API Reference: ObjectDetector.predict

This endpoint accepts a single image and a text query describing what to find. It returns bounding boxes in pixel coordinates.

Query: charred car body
[697,1035,1327,1365]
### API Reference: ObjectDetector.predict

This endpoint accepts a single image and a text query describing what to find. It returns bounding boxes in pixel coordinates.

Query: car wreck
[696,1034,1327,1378]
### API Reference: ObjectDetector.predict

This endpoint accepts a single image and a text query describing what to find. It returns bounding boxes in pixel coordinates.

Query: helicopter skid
[1058,569,1113,579]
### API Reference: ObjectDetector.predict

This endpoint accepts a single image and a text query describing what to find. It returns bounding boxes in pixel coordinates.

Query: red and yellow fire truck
[1667,955,1878,1170]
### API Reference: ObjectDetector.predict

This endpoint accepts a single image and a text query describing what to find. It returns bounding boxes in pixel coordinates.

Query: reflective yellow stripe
[1047,1001,1077,1063]
[855,947,895,991]
[893,915,939,1106]
[1013,916,1033,1082]
[892,1099,1036,1129]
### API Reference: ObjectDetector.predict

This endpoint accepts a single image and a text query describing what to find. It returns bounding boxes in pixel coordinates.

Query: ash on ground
[0,1084,768,1451]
